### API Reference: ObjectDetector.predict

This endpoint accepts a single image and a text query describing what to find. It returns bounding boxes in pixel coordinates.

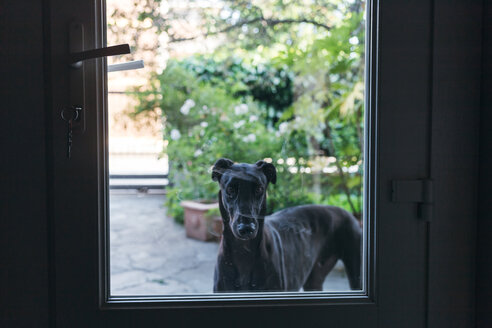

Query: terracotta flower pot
[180,200,222,241]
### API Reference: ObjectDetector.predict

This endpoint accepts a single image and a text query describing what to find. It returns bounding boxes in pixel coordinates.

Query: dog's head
[212,158,276,240]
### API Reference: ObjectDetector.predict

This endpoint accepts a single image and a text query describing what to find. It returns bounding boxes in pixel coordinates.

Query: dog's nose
[237,222,256,237]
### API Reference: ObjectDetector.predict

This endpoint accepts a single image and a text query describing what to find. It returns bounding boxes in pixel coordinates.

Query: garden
[112,0,365,226]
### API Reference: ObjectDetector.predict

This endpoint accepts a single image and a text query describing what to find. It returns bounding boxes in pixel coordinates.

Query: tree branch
[324,122,358,217]
[168,17,331,43]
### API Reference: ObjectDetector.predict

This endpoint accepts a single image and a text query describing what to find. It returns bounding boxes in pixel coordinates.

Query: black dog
[212,158,362,292]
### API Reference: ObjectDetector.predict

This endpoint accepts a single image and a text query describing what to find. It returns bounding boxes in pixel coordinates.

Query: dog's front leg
[213,255,237,292]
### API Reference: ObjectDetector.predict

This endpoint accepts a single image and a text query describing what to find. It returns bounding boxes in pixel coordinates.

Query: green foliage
[165,188,185,224]
[132,0,366,221]
[135,60,284,220]
[142,56,295,126]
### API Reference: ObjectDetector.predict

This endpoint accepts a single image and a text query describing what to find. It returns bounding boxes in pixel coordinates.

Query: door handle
[108,60,144,73]
[70,44,130,68]
[68,22,131,133]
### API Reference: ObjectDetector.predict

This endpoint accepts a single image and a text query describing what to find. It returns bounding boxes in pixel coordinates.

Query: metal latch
[391,179,433,221]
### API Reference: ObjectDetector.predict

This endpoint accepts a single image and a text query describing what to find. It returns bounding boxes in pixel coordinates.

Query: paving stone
[110,193,350,295]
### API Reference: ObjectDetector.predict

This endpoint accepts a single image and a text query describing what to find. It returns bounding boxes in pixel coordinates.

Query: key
[61,106,81,159]
[67,118,73,159]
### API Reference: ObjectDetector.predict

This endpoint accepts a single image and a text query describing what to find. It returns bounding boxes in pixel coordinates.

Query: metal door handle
[67,22,132,133]
[71,44,130,68]
[108,60,144,73]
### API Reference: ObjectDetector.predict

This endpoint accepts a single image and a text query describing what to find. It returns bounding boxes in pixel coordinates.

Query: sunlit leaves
[128,0,366,218]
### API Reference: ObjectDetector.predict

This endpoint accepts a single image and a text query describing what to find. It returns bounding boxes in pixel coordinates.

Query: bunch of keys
[61,106,82,159]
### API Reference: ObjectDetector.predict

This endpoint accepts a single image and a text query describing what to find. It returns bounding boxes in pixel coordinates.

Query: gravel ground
[110,192,351,296]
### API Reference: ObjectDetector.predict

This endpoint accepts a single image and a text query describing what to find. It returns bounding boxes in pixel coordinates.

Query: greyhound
[212,158,362,292]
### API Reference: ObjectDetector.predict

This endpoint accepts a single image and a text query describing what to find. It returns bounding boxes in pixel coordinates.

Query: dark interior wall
[477,0,492,327]
[0,1,50,327]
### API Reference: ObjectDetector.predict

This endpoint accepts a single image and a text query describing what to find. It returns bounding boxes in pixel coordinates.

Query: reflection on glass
[108,0,365,296]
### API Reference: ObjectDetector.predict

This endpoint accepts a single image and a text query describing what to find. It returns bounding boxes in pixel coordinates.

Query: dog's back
[263,205,361,290]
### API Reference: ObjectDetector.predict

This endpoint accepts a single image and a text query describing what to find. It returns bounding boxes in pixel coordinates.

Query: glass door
[47,0,433,326]
[106,0,366,298]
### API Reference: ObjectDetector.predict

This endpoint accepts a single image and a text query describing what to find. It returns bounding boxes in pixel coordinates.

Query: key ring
[61,106,82,122]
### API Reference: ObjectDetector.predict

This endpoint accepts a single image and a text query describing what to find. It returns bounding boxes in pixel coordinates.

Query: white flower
[200,122,208,128]
[170,129,181,140]
[349,36,359,45]
[233,120,245,129]
[242,133,256,143]
[286,157,296,166]
[180,99,195,115]
[249,115,258,122]
[234,103,249,115]
[348,165,359,173]
[194,149,203,157]
[278,122,288,134]
[180,106,190,115]
[288,167,298,174]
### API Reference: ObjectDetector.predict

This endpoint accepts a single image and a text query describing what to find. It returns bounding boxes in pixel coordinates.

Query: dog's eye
[255,186,264,195]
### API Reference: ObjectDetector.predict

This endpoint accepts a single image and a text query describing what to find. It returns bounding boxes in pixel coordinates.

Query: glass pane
[108,0,365,296]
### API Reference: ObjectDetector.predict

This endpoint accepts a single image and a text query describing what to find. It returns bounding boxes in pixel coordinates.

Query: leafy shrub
[177,56,294,126]
[133,55,362,222]
[133,0,366,221]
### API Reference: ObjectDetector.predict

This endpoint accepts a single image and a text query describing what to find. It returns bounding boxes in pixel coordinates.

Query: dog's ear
[256,160,277,185]
[212,158,234,182]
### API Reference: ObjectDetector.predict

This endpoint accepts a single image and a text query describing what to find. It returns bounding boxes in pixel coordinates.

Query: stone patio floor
[110,192,350,296]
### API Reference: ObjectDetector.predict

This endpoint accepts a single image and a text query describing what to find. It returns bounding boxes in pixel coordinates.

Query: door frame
[104,0,377,309]
[45,0,468,326]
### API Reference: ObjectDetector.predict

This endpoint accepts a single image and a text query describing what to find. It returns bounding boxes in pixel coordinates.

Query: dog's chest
[230,255,282,291]
[230,254,262,289]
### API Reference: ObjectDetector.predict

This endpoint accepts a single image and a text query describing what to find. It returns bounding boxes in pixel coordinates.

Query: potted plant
[181,201,222,241]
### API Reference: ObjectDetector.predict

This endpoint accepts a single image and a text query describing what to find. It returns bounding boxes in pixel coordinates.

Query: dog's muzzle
[233,216,258,240]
